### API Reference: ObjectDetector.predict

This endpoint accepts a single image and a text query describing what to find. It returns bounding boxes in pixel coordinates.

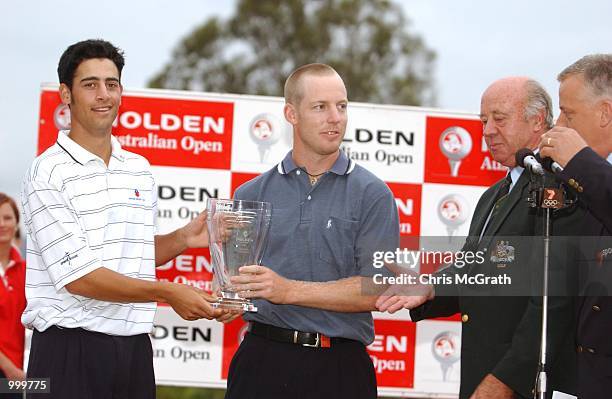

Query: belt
[248,322,355,348]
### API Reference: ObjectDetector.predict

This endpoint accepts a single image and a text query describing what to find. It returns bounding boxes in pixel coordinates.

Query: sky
[1,0,610,203]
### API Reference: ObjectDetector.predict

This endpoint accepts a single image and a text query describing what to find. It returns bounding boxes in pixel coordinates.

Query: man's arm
[375,275,435,314]
[231,265,376,312]
[376,239,476,318]
[377,185,498,319]
[155,211,209,266]
[560,147,612,231]
[540,127,612,231]
[232,263,456,314]
[375,263,462,319]
[65,267,222,320]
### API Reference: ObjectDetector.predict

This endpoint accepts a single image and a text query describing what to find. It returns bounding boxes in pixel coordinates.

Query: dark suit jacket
[411,170,580,399]
[559,147,612,399]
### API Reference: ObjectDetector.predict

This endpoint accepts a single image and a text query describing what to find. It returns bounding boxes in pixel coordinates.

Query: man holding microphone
[539,54,612,398]
[540,54,612,230]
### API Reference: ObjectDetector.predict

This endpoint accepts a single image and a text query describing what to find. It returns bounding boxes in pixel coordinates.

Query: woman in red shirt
[0,192,26,387]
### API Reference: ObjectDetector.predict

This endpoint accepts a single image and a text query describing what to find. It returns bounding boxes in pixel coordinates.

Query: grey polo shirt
[234,150,399,344]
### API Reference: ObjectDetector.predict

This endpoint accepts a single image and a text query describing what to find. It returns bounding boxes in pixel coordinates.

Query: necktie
[481,174,512,239]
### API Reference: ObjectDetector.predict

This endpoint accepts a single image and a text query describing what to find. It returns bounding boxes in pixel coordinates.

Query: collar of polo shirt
[57,130,126,165]
[276,150,356,176]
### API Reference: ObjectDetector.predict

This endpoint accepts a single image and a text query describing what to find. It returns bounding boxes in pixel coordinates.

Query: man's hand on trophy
[215,309,243,323]
[179,210,210,249]
[165,283,225,321]
[230,265,293,304]
[375,278,434,314]
[210,279,244,323]
[195,288,242,323]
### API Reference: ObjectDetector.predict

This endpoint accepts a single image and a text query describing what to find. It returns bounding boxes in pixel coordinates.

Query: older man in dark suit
[539,54,612,399]
[377,77,581,399]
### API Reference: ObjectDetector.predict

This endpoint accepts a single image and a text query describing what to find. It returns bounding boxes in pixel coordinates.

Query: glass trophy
[207,198,271,312]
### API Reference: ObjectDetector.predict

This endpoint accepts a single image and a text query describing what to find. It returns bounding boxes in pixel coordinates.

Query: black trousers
[26,326,155,399]
[225,332,377,399]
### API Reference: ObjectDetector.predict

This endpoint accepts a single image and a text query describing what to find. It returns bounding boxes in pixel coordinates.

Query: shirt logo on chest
[129,188,145,202]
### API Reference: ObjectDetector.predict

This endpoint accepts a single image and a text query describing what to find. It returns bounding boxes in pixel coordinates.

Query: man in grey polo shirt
[225,63,400,399]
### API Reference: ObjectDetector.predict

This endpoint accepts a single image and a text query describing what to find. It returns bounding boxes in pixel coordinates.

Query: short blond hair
[284,63,339,105]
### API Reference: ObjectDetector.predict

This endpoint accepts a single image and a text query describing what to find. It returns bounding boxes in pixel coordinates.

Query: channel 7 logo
[541,188,564,209]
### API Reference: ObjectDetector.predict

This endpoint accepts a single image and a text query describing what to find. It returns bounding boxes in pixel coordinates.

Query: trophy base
[213,298,258,312]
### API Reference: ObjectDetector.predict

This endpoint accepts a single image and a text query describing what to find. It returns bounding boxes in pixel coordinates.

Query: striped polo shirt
[21,130,158,336]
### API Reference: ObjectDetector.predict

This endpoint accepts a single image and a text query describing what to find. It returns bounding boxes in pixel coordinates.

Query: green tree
[156,386,226,399]
[149,0,436,106]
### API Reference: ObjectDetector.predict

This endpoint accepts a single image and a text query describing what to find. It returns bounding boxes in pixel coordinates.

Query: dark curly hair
[57,39,125,89]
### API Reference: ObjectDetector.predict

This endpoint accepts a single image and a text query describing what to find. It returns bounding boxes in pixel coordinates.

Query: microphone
[541,157,564,173]
[515,148,544,175]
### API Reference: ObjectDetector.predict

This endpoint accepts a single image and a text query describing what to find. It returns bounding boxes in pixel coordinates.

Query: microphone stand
[519,150,576,398]
[537,202,551,399]
[526,172,566,399]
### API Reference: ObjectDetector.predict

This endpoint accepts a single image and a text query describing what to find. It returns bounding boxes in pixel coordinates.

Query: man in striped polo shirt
[21,39,231,399]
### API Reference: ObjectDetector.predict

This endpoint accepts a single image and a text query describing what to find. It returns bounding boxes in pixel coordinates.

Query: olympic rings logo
[543,199,559,207]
